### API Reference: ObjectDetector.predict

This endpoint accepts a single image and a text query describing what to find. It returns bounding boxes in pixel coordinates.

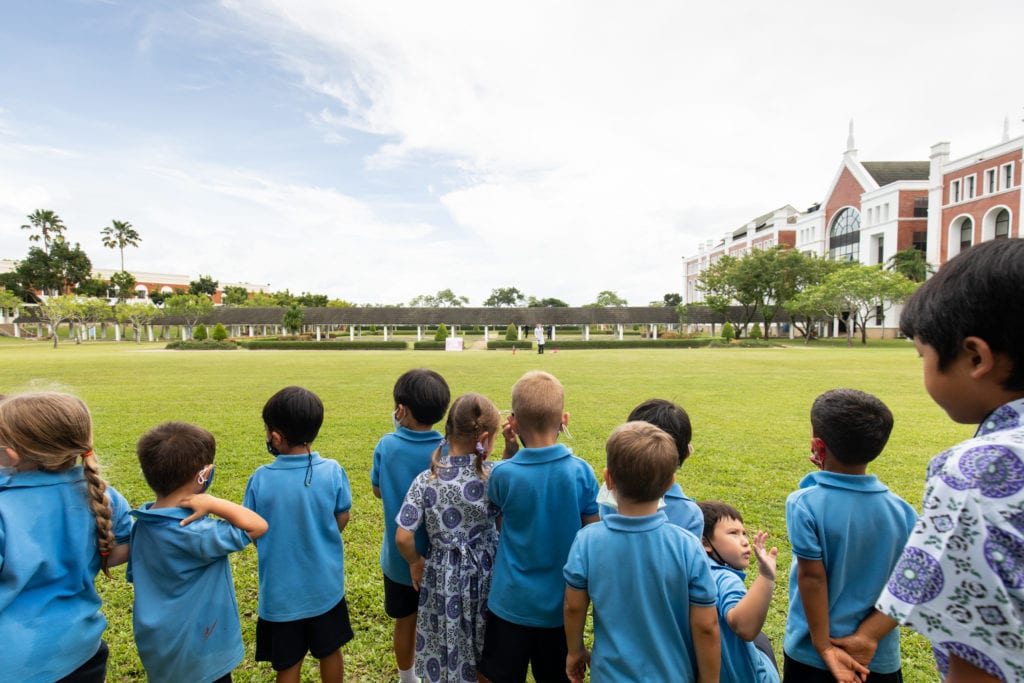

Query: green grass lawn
[0,340,957,682]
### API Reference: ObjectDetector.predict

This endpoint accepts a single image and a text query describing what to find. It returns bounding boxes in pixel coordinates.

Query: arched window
[829,208,861,262]
[995,209,1010,239]
[959,218,974,251]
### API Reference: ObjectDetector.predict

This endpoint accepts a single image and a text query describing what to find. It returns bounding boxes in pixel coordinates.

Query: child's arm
[689,604,721,683]
[179,494,269,539]
[335,511,350,533]
[563,586,590,683]
[501,416,519,460]
[395,527,424,590]
[947,654,1006,683]
[725,530,777,641]
[372,485,382,499]
[107,543,130,567]
[796,558,868,683]
[830,609,898,668]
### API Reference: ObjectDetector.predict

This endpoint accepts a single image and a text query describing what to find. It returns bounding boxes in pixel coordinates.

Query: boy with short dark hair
[563,421,720,682]
[244,386,353,683]
[371,369,450,683]
[130,421,268,683]
[477,370,601,683]
[783,389,916,683]
[699,501,780,683]
[835,239,1024,683]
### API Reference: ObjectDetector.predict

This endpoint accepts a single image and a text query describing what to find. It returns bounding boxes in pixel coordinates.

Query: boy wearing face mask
[371,369,451,683]
[129,421,268,683]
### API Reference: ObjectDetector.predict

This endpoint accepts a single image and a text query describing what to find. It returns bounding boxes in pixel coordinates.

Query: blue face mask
[266,439,280,456]
[197,465,214,492]
[392,409,402,432]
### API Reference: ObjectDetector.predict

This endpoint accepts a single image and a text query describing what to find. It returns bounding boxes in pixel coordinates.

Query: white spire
[1003,115,1011,143]
[845,119,857,158]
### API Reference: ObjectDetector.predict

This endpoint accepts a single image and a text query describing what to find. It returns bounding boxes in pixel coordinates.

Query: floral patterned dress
[876,398,1024,682]
[397,454,500,683]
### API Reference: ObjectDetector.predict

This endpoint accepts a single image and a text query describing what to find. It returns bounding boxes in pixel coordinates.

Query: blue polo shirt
[370,427,443,585]
[128,504,251,683]
[0,467,132,682]
[599,482,705,539]
[711,563,780,683]
[564,512,717,681]
[784,471,916,673]
[487,443,599,628]
[244,453,352,621]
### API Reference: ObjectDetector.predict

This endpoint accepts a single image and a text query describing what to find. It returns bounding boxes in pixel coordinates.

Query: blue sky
[2,1,1023,305]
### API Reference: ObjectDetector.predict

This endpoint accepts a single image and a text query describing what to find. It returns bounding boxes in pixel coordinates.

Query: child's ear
[701,534,714,554]
[962,336,997,379]
[2,447,19,466]
[603,467,614,491]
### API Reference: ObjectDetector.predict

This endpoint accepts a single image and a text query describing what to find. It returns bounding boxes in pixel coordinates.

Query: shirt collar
[509,443,573,464]
[711,561,747,581]
[798,470,888,493]
[0,465,85,489]
[601,511,667,532]
[975,398,1024,438]
[395,427,444,442]
[131,501,192,521]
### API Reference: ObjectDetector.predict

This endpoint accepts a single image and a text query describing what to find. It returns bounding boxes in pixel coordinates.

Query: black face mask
[265,439,280,456]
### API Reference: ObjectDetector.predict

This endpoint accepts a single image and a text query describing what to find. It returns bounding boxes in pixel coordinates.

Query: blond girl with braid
[396,393,502,683]
[0,392,132,683]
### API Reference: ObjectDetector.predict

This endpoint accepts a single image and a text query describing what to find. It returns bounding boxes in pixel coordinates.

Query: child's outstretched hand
[501,416,519,459]
[565,647,590,683]
[179,493,218,526]
[751,530,778,582]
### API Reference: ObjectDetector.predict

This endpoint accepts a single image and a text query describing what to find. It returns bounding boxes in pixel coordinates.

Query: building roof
[861,161,929,186]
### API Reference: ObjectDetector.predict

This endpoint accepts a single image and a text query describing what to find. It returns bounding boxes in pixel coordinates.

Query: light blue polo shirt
[244,453,352,621]
[487,443,600,628]
[601,482,704,539]
[784,471,917,673]
[711,563,780,683]
[370,427,443,585]
[0,467,132,682]
[564,512,718,681]
[128,504,251,683]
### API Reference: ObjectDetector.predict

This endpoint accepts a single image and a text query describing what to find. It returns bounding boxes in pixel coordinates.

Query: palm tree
[886,247,934,283]
[100,220,142,271]
[21,209,66,250]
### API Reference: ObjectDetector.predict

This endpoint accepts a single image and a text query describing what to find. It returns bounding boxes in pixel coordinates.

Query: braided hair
[429,393,500,480]
[0,392,116,576]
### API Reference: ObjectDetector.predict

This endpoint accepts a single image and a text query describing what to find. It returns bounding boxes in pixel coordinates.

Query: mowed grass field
[0,339,962,682]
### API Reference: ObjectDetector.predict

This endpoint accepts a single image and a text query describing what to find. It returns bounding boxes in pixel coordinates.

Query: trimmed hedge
[486,340,534,350]
[496,338,779,350]
[165,340,238,350]
[237,340,408,350]
[413,341,447,350]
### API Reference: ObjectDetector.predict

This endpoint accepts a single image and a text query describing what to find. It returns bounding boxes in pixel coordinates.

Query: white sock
[399,666,418,683]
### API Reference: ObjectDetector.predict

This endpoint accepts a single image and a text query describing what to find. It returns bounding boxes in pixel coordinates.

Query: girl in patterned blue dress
[396,393,501,683]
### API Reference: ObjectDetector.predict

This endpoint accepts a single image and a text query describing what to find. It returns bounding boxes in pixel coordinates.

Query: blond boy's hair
[511,370,564,434]
[606,421,677,503]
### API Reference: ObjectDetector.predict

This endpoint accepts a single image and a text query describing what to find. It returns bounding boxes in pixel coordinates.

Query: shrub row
[237,340,408,350]
[412,341,447,350]
[165,340,239,350]
[486,341,534,350]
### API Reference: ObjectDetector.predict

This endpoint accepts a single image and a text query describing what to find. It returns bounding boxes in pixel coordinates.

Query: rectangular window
[1003,163,1015,190]
[986,168,997,193]
[883,203,890,221]
[874,234,885,265]
[912,231,928,252]
[875,304,884,326]
[951,180,961,203]
[913,197,928,217]
[966,175,976,199]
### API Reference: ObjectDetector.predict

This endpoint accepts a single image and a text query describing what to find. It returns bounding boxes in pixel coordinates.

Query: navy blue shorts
[383,573,420,619]
[476,610,568,683]
[256,597,354,671]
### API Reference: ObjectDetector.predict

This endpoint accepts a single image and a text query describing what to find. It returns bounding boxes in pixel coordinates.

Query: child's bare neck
[615,497,660,517]
[404,420,435,433]
[152,484,194,509]
[280,444,311,455]
[518,429,558,448]
[823,460,868,476]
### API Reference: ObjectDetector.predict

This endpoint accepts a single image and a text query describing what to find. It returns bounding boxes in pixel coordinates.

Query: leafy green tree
[109,270,137,302]
[663,292,683,307]
[80,297,113,339]
[696,254,740,334]
[76,277,110,298]
[5,242,93,298]
[246,292,279,307]
[528,296,569,307]
[38,295,81,348]
[749,323,763,339]
[115,301,157,343]
[21,209,66,250]
[163,293,214,339]
[505,323,517,341]
[188,275,219,298]
[327,298,354,308]
[483,287,526,307]
[282,304,304,334]
[591,290,628,307]
[149,291,169,306]
[0,290,22,320]
[434,323,449,341]
[212,323,229,341]
[222,286,250,306]
[192,323,208,341]
[721,321,735,342]
[887,247,934,283]
[409,289,469,307]
[297,292,329,307]
[100,220,141,271]
[271,290,297,306]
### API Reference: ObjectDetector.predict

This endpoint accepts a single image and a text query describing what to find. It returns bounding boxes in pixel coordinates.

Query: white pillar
[384,325,389,341]
[584,325,590,341]
[350,326,355,341]
[652,324,658,339]
[417,325,423,341]
[551,326,556,341]
[617,324,624,340]
[115,324,121,342]
[517,326,523,341]
[249,325,254,337]
[13,324,20,338]
[316,326,322,341]
[483,325,488,341]
[147,325,154,342]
